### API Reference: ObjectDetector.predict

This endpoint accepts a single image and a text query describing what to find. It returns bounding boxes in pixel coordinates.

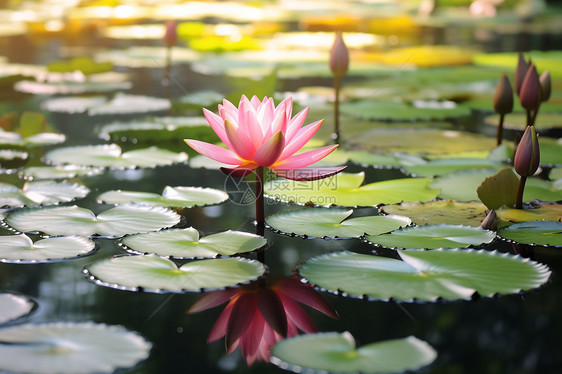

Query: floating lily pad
[381,200,488,227]
[499,221,562,247]
[348,128,497,155]
[98,186,228,208]
[84,255,266,293]
[298,250,551,302]
[20,165,104,181]
[340,101,471,122]
[265,172,439,207]
[14,74,132,95]
[497,203,562,223]
[551,168,562,181]
[539,138,562,167]
[45,144,188,169]
[271,332,437,374]
[0,130,65,147]
[346,151,426,169]
[474,51,562,78]
[4,205,180,237]
[484,112,562,131]
[0,293,36,325]
[432,168,499,202]
[266,209,411,239]
[524,178,562,202]
[47,57,113,75]
[366,224,496,250]
[0,181,89,208]
[0,234,96,263]
[41,93,171,115]
[95,47,201,68]
[477,167,519,211]
[403,158,506,177]
[0,150,28,169]
[0,322,152,374]
[120,228,266,259]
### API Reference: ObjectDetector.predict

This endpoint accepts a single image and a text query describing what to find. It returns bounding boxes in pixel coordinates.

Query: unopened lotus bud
[515,52,529,95]
[539,70,551,102]
[519,64,541,113]
[163,20,177,47]
[514,125,540,177]
[493,74,513,115]
[329,32,349,77]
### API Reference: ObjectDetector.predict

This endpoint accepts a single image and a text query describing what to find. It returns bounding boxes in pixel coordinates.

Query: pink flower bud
[514,52,529,96]
[519,64,541,112]
[163,20,177,47]
[514,125,540,177]
[493,73,513,115]
[329,32,349,77]
[539,70,551,102]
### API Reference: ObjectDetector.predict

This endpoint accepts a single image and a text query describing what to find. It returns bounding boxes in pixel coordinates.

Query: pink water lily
[184,95,345,181]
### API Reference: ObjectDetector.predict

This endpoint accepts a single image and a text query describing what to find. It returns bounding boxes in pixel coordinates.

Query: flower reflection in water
[188,276,337,365]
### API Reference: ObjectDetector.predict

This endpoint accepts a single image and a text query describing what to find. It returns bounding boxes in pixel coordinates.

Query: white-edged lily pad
[0,130,65,147]
[0,181,90,208]
[266,209,411,239]
[97,186,228,208]
[84,255,266,293]
[265,172,439,207]
[347,151,426,169]
[120,228,266,259]
[0,293,36,325]
[0,234,96,263]
[271,332,437,374]
[340,100,471,122]
[499,221,562,247]
[403,158,506,177]
[20,165,104,181]
[0,322,151,374]
[41,93,171,115]
[0,150,28,169]
[366,224,496,250]
[45,144,187,169]
[4,205,181,237]
[298,250,550,302]
[381,200,488,227]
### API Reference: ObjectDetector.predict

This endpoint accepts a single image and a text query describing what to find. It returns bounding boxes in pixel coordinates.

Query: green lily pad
[265,172,439,207]
[381,200,488,227]
[271,332,437,374]
[539,137,562,167]
[0,234,96,263]
[120,228,266,259]
[84,255,266,293]
[347,128,497,155]
[524,178,562,202]
[474,51,562,78]
[403,158,506,177]
[0,293,36,325]
[0,181,90,208]
[477,167,519,210]
[340,101,471,122]
[499,221,562,247]
[95,47,201,68]
[366,224,496,250]
[20,165,104,181]
[47,57,113,75]
[41,93,171,115]
[298,250,551,302]
[0,322,152,374]
[0,130,65,147]
[0,150,28,169]
[432,168,500,202]
[14,72,132,95]
[97,186,228,208]
[188,155,226,170]
[347,151,426,169]
[551,168,562,181]
[497,203,562,223]
[484,112,562,131]
[4,205,181,237]
[45,144,188,169]
[266,209,411,239]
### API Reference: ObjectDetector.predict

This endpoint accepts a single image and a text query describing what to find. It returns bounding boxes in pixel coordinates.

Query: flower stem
[496,113,505,146]
[332,76,341,143]
[515,175,527,209]
[526,109,532,127]
[255,166,265,229]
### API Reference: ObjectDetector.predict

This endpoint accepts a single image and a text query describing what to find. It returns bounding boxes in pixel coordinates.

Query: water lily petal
[281,296,317,334]
[187,289,237,314]
[184,139,240,165]
[285,107,309,143]
[253,131,285,167]
[203,108,232,148]
[272,166,347,181]
[275,97,292,121]
[275,278,338,319]
[224,120,256,160]
[207,302,234,342]
[274,145,339,170]
[226,292,258,353]
[250,95,262,109]
[240,312,266,365]
[257,288,288,337]
[278,120,324,161]
[264,111,288,140]
[257,97,275,132]
[238,97,264,150]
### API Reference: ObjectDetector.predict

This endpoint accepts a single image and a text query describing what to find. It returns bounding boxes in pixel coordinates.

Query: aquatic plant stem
[515,175,527,209]
[496,113,505,146]
[332,76,341,143]
[255,166,265,229]
[526,109,532,127]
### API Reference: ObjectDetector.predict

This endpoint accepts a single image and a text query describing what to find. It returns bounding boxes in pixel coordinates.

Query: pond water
[1,1,562,373]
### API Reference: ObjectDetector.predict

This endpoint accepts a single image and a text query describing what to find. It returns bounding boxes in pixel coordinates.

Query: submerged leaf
[0,322,151,374]
[84,255,266,292]
[271,332,437,374]
[266,209,411,238]
[298,250,550,302]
